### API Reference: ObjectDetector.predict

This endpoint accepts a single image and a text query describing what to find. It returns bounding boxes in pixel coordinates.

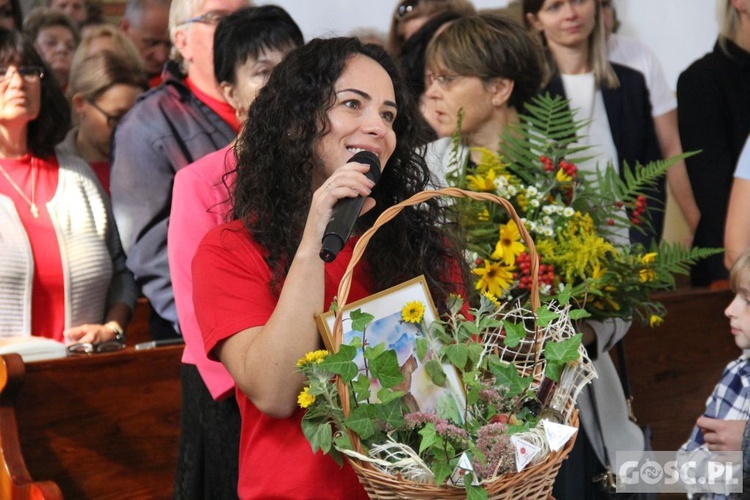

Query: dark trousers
[174,363,241,500]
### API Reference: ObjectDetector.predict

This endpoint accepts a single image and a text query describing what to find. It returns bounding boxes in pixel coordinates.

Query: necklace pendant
[30,203,39,218]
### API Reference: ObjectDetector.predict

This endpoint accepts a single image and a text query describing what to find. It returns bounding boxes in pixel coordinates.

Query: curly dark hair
[0,28,70,157]
[232,36,469,310]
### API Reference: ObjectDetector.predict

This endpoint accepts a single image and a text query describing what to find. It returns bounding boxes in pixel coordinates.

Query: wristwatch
[105,322,126,344]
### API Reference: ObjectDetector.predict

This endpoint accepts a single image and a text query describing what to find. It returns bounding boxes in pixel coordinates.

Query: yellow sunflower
[491,219,525,266]
[473,260,514,297]
[466,168,496,192]
[402,301,426,324]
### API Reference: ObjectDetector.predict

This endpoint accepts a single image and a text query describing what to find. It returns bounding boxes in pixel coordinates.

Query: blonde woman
[524,0,663,248]
[70,23,144,73]
[682,0,750,284]
[59,51,147,193]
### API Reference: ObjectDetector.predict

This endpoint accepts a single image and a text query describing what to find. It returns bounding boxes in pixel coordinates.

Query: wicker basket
[331,187,579,499]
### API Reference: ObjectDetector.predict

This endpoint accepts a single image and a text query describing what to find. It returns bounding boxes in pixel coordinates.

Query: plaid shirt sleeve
[681,355,750,452]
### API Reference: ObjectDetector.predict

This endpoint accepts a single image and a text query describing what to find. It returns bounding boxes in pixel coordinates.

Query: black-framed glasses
[67,339,126,355]
[87,99,125,128]
[395,0,420,20]
[0,66,44,83]
[179,10,227,26]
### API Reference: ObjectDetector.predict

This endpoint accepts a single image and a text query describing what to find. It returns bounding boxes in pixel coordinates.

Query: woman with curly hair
[191,36,468,498]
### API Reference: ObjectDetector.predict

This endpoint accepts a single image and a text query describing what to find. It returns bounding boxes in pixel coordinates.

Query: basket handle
[331,187,541,432]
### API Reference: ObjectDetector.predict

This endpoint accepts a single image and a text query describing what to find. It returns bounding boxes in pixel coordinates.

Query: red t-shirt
[0,155,64,340]
[193,220,371,499]
[89,160,110,195]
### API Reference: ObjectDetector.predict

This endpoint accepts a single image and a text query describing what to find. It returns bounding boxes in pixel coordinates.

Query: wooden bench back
[0,345,183,499]
[623,287,735,451]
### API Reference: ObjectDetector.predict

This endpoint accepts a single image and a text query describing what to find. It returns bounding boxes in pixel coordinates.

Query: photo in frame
[315,275,466,423]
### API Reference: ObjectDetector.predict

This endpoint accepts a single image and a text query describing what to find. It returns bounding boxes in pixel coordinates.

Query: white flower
[526,186,538,197]
[542,216,553,226]
[543,227,554,237]
[542,205,556,215]
[563,207,575,217]
[539,283,552,295]
[507,185,517,196]
[530,199,540,208]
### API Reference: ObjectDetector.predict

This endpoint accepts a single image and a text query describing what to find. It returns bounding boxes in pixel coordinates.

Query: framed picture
[316,275,466,422]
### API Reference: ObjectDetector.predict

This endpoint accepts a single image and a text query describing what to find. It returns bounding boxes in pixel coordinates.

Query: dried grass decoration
[299,188,595,499]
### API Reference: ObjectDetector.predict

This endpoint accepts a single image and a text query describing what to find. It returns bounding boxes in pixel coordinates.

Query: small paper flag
[543,420,577,451]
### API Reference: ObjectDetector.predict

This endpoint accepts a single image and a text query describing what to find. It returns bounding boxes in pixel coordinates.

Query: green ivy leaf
[378,399,405,428]
[320,344,358,383]
[345,404,379,440]
[350,309,374,332]
[544,333,582,381]
[569,308,592,320]
[535,306,561,327]
[466,479,488,500]
[425,359,447,386]
[557,285,572,305]
[433,461,454,486]
[502,320,526,348]
[364,342,386,360]
[301,418,332,454]
[445,343,468,369]
[376,387,404,404]
[369,350,404,389]
[489,360,531,398]
[351,374,371,402]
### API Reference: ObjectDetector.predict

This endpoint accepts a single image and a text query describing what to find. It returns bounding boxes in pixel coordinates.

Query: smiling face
[313,54,398,188]
[527,0,596,52]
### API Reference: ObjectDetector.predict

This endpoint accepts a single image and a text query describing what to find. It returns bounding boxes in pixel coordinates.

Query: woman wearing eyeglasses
[387,0,475,57]
[58,50,147,194]
[0,28,136,347]
[421,14,546,184]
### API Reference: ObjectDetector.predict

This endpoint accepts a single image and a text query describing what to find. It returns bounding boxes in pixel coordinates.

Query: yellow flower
[491,219,525,266]
[466,168,496,192]
[641,252,657,264]
[402,301,426,324]
[556,169,572,183]
[482,291,501,308]
[639,268,656,283]
[649,315,664,327]
[296,349,329,367]
[473,260,515,297]
[297,387,316,408]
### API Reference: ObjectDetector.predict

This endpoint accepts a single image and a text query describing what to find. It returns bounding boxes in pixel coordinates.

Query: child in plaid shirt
[679,248,750,498]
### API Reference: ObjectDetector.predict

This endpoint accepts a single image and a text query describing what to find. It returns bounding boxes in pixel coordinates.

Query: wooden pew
[618,287,735,451]
[0,344,183,499]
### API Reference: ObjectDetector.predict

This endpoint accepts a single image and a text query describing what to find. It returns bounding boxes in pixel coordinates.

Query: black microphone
[319,151,381,262]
